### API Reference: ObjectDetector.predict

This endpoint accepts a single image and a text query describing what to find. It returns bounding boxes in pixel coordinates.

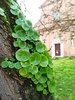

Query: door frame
[55,43,61,56]
[52,38,64,58]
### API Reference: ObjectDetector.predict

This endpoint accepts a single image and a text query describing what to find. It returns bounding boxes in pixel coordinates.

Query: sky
[17,0,45,25]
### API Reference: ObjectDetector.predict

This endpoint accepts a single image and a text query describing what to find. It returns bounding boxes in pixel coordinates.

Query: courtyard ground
[53,57,75,100]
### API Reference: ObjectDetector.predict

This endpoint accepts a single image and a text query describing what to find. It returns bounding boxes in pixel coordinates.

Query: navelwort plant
[1,0,54,95]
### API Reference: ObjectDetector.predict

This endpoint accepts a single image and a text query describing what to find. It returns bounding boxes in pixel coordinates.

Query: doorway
[52,38,64,58]
[55,44,60,56]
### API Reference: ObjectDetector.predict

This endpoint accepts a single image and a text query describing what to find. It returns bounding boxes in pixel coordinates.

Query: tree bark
[0,0,54,100]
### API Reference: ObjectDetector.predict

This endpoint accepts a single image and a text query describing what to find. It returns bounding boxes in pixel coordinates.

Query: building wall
[35,0,75,57]
[39,29,75,57]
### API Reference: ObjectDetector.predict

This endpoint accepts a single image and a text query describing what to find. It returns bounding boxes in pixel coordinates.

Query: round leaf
[40,54,48,67]
[47,68,53,79]
[27,73,33,79]
[30,52,41,65]
[19,68,27,77]
[12,33,18,38]
[9,62,15,68]
[36,84,44,91]
[31,77,38,84]
[16,18,24,25]
[40,68,47,74]
[0,8,5,16]
[13,41,19,47]
[35,72,41,79]
[10,5,18,10]
[31,31,40,41]
[43,89,48,95]
[16,49,30,61]
[15,62,22,69]
[21,61,30,68]
[22,20,32,31]
[36,42,46,53]
[15,30,27,41]
[1,61,9,68]
[10,9,19,15]
[38,76,47,84]
[43,83,47,88]
[31,66,38,75]
[22,22,29,31]
[13,39,25,48]
[14,25,22,32]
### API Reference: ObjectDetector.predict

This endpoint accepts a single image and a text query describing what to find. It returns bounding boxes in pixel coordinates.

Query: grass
[53,57,75,100]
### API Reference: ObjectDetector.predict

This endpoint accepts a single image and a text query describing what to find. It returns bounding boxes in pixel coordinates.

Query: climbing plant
[1,0,54,95]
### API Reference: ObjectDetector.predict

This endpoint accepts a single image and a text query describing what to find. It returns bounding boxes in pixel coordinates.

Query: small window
[52,11,60,21]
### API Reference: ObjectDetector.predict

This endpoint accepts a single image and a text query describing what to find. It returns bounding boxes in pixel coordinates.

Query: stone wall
[35,0,75,57]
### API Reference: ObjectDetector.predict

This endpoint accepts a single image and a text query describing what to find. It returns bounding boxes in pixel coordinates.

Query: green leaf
[47,72,53,79]
[12,33,18,38]
[40,68,47,74]
[20,46,29,52]
[16,49,30,61]
[5,58,8,61]
[27,73,33,79]
[30,52,41,65]
[14,25,22,32]
[16,18,24,25]
[1,61,9,68]
[43,89,48,95]
[15,30,27,41]
[13,39,25,48]
[10,5,18,10]
[36,42,46,53]
[8,62,15,68]
[21,61,30,68]
[0,8,4,12]
[0,8,5,16]
[9,57,15,62]
[36,84,44,91]
[35,72,41,79]
[19,68,27,77]
[14,62,22,69]
[31,77,38,84]
[47,81,55,93]
[18,12,26,20]
[43,51,52,64]
[47,68,53,79]
[27,43,33,49]
[7,0,14,3]
[40,54,48,67]
[38,76,47,83]
[31,31,40,41]
[10,9,19,15]
[22,20,32,31]
[13,41,19,47]
[27,29,34,37]
[17,31,29,41]
[30,66,38,75]
[43,83,47,88]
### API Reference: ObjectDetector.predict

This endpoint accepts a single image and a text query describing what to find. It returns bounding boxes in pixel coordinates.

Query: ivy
[0,8,5,16]
[0,7,7,22]
[1,0,55,95]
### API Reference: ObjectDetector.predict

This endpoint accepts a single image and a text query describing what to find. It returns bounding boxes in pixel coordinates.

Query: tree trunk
[0,0,54,100]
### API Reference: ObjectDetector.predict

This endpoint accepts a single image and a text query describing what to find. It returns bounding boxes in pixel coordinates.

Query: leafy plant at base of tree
[1,0,55,95]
